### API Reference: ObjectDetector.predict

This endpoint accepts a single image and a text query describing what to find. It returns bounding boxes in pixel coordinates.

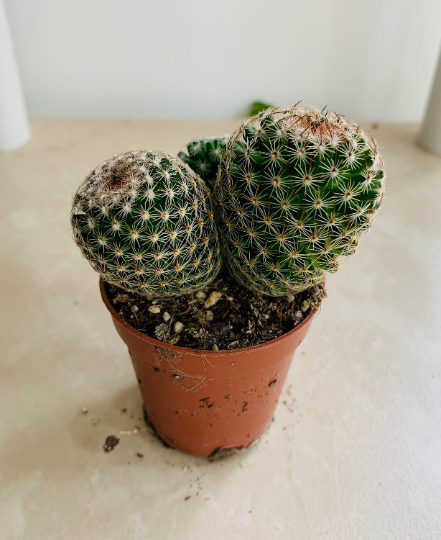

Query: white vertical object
[0,0,31,151]
[417,46,441,157]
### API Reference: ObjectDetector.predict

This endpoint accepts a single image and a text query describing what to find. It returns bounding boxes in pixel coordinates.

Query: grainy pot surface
[100,279,319,457]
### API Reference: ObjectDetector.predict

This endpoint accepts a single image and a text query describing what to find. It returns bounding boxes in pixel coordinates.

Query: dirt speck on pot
[106,266,325,351]
[199,398,214,409]
[103,435,120,453]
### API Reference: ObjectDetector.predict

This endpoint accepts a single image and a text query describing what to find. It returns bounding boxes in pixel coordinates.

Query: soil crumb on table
[106,266,326,351]
[103,435,120,452]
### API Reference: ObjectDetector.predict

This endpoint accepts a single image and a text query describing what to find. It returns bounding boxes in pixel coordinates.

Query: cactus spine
[178,135,229,190]
[214,106,386,296]
[71,150,221,297]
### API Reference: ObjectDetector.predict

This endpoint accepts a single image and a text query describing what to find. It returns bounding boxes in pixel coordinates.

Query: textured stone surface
[1,119,440,539]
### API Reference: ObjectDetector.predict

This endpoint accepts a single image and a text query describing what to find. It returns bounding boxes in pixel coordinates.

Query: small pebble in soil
[174,321,184,333]
[205,291,222,308]
[163,312,171,322]
[295,310,303,318]
[103,435,120,452]
[196,291,207,300]
[148,305,161,314]
[301,300,310,312]
[131,305,139,313]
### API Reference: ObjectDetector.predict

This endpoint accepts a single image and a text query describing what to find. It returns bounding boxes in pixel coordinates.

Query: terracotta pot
[100,279,320,457]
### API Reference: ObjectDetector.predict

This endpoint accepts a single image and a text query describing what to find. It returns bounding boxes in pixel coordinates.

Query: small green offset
[178,135,229,190]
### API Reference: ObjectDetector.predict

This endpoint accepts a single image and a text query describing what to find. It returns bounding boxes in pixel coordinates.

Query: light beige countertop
[1,118,440,539]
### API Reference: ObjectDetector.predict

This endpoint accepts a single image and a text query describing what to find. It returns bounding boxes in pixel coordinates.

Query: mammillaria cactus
[178,135,229,190]
[214,105,386,296]
[248,101,275,117]
[71,150,222,297]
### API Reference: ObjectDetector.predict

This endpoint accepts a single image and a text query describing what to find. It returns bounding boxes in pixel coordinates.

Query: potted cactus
[71,105,386,457]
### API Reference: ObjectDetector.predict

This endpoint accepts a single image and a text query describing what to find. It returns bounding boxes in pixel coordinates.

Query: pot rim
[100,277,322,357]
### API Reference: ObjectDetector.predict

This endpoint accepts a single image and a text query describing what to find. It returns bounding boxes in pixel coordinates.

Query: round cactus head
[71,150,222,297]
[215,105,386,296]
[178,135,229,190]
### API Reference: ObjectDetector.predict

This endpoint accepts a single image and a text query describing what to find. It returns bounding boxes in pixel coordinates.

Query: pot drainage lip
[143,407,175,449]
[142,406,263,459]
[208,445,245,461]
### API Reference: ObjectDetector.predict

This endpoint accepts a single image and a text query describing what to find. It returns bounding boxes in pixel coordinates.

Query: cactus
[248,101,275,117]
[71,150,222,297]
[214,105,386,296]
[178,135,229,190]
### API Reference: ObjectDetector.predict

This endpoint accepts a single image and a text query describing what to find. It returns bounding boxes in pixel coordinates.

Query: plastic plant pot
[100,279,321,458]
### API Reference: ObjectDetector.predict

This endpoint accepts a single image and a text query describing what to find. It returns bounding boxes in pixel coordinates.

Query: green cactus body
[71,150,222,297]
[248,101,275,117]
[178,135,229,190]
[215,106,386,296]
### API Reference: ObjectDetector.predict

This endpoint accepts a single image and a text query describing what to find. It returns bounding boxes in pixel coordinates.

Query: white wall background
[4,0,441,121]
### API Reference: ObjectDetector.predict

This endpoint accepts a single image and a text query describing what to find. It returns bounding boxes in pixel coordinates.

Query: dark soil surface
[106,266,326,351]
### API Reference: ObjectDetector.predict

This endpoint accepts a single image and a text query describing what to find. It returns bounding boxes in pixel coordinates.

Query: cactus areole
[214,106,386,296]
[71,150,222,297]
